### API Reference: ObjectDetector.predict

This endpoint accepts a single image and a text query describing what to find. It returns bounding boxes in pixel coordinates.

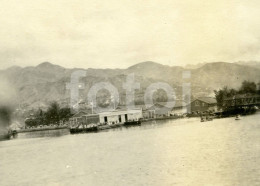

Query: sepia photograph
[0,0,260,185]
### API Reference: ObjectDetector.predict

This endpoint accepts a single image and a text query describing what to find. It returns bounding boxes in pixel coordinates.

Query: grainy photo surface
[0,1,260,186]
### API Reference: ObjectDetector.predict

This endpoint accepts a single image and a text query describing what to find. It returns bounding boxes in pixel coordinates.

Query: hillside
[235,61,260,69]
[0,61,259,110]
[191,62,260,88]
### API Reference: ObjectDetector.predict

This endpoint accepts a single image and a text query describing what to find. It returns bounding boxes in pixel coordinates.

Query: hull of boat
[124,120,141,126]
[70,127,98,134]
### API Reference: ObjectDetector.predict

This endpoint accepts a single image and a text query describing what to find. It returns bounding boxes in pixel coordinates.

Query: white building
[99,109,143,125]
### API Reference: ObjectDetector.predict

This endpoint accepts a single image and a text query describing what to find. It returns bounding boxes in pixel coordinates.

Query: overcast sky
[0,0,260,69]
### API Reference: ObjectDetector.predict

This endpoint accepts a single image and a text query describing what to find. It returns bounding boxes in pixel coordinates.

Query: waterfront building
[136,104,155,119]
[146,102,172,118]
[145,101,187,118]
[117,104,155,119]
[69,111,89,126]
[187,97,217,113]
[99,109,142,125]
[69,109,143,126]
[169,100,187,116]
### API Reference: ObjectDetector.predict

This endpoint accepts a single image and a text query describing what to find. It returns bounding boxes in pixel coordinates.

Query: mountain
[0,61,259,110]
[125,61,184,84]
[235,61,260,69]
[191,62,260,88]
[185,62,208,69]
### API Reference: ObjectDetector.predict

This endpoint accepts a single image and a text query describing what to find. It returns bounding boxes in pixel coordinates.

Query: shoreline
[16,111,260,134]
[18,126,68,133]
[17,116,184,134]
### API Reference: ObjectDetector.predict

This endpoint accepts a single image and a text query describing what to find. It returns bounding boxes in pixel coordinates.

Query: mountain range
[0,61,259,110]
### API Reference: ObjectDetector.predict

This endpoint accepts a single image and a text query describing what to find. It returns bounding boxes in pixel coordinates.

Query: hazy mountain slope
[16,73,165,109]
[125,61,184,83]
[235,61,260,69]
[185,62,208,69]
[192,62,260,89]
[0,61,259,109]
[0,62,70,87]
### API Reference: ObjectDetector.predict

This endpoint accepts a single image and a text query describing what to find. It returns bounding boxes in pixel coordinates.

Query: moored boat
[235,115,241,120]
[124,120,141,126]
[70,124,98,134]
[70,127,98,134]
[206,116,213,121]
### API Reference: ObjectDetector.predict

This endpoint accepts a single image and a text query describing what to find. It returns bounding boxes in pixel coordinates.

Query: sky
[0,0,260,69]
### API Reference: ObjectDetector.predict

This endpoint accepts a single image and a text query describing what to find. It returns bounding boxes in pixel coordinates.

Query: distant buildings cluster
[69,97,218,127]
[26,92,260,128]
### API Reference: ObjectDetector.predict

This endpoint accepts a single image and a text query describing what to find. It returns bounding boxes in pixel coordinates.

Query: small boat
[70,124,98,134]
[124,120,141,126]
[235,115,240,120]
[70,127,98,134]
[206,116,213,121]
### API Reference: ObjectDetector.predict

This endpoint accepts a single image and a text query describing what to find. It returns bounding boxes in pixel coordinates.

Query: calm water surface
[0,114,260,186]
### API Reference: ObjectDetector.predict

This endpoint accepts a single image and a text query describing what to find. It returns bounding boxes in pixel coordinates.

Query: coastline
[14,111,260,135]
[18,126,68,133]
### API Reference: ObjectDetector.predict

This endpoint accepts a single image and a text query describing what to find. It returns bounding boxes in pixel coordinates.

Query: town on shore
[10,80,258,134]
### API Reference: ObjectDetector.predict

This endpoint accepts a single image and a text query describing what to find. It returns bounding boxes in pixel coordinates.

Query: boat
[124,120,141,126]
[70,124,98,134]
[70,127,98,134]
[206,116,213,121]
[201,114,213,122]
[235,115,241,120]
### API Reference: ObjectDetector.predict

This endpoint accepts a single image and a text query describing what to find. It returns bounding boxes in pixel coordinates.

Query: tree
[227,88,237,97]
[35,108,45,125]
[239,81,257,94]
[257,82,260,94]
[59,107,72,122]
[25,118,38,127]
[214,86,237,109]
[214,89,225,109]
[45,102,60,124]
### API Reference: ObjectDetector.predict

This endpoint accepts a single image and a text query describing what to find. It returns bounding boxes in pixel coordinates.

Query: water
[0,114,260,186]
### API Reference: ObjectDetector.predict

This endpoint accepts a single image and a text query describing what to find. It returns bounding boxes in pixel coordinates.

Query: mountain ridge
[1,61,259,110]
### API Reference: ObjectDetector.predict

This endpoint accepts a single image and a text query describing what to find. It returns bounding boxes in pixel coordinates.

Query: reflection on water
[0,113,260,186]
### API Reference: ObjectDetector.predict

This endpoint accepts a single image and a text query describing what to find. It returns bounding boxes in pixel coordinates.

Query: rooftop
[193,97,217,104]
